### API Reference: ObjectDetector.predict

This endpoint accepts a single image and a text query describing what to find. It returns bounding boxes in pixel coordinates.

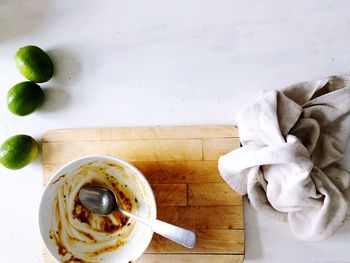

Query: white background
[0,0,350,262]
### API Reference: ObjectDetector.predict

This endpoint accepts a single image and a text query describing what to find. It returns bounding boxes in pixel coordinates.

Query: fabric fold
[218,75,350,241]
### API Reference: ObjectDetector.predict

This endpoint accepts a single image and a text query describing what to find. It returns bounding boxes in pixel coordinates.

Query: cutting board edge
[42,125,239,142]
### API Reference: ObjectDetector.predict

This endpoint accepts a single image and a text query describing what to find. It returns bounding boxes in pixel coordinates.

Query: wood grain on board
[42,125,244,263]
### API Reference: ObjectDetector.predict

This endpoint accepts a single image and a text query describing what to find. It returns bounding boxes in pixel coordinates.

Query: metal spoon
[79,185,196,248]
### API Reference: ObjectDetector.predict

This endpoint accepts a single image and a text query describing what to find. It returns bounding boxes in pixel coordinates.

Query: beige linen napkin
[218,75,350,241]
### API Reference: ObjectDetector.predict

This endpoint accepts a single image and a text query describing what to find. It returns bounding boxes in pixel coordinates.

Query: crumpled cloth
[218,75,350,241]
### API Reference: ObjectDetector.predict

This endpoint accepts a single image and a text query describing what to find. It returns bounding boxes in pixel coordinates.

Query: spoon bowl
[79,185,117,215]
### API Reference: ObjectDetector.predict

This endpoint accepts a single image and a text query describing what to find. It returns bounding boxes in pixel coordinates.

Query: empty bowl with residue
[39,155,156,263]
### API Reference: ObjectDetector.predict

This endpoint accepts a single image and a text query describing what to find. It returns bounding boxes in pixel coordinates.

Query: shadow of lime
[47,47,82,87]
[40,87,70,113]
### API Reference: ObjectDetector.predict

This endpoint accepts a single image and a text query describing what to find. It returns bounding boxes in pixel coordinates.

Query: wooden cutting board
[42,125,244,263]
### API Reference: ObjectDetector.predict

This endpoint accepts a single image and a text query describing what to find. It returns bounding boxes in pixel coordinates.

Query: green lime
[0,134,39,170]
[15,45,54,83]
[7,81,44,116]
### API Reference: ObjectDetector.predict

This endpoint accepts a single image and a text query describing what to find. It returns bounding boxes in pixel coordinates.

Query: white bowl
[39,155,156,263]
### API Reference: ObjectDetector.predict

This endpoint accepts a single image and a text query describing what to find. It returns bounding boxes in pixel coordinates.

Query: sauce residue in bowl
[49,161,139,263]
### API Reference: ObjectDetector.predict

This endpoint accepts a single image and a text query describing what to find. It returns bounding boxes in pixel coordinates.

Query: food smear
[49,161,139,263]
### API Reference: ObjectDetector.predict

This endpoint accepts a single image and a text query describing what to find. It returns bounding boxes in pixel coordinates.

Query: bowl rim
[38,154,157,263]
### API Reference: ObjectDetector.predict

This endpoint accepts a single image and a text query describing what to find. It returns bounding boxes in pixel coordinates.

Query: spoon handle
[121,210,196,248]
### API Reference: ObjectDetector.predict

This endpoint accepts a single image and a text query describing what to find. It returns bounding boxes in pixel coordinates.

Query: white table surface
[0,1,349,262]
